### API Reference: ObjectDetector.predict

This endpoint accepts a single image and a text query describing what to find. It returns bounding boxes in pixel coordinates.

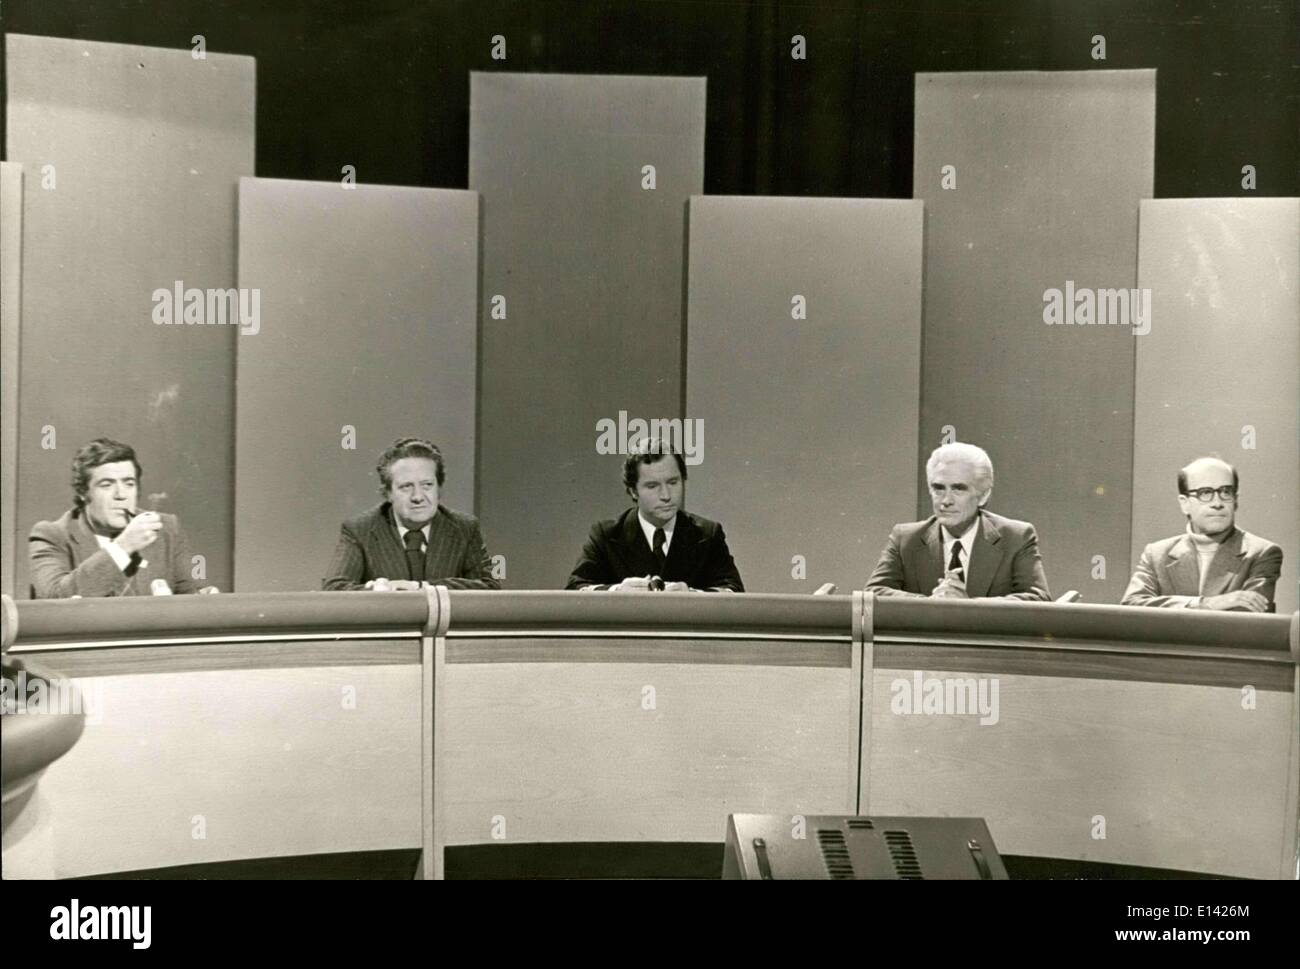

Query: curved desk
[5,591,1297,879]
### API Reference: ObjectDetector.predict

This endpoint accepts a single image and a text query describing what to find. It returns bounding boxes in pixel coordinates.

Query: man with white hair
[866,443,1050,600]
[1122,456,1281,611]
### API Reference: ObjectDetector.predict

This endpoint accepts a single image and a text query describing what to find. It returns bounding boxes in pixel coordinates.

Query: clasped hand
[365,578,427,592]
[931,569,968,599]
[611,576,691,592]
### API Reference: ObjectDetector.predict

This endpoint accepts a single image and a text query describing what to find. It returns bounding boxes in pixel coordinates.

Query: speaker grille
[816,828,856,879]
[884,829,924,879]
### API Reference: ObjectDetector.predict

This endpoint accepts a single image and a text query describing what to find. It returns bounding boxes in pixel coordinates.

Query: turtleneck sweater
[1186,525,1224,595]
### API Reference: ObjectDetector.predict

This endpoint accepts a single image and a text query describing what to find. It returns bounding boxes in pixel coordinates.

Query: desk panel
[439,638,859,844]
[31,655,420,879]
[867,667,1293,879]
[6,593,1296,878]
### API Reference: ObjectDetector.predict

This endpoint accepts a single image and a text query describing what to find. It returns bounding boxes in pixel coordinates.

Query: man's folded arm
[1241,544,1283,607]
[433,523,502,590]
[565,525,614,590]
[699,526,744,592]
[1001,527,1051,601]
[322,525,368,591]
[1120,547,1196,607]
[29,522,130,598]
[865,530,924,598]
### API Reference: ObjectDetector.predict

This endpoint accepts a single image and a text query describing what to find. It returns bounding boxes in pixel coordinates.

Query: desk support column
[1285,611,1299,880]
[422,585,451,880]
[1,593,16,651]
[853,591,875,815]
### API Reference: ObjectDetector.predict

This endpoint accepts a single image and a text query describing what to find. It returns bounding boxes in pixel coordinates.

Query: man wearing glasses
[1122,457,1282,611]
[866,442,1051,601]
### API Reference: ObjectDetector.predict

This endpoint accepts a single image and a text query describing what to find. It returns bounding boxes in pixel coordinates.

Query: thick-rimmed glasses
[1181,487,1237,503]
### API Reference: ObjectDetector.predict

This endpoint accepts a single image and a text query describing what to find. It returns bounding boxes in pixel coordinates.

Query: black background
[2,0,1297,197]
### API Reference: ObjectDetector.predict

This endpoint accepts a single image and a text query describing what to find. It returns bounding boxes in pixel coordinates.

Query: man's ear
[978,490,991,508]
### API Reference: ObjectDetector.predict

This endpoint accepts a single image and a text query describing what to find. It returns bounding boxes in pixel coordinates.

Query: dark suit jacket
[29,507,198,598]
[566,508,744,591]
[866,510,1051,601]
[322,502,500,590]
[1122,527,1282,610]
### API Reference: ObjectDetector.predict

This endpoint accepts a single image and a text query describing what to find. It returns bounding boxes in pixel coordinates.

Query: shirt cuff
[105,542,144,573]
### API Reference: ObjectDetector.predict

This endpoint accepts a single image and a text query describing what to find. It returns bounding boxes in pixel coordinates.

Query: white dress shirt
[941,518,980,578]
[638,511,675,556]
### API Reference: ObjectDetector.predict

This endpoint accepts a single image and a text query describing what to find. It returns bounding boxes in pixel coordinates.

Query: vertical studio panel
[1,163,23,597]
[914,70,1155,603]
[1133,199,1300,615]
[686,197,923,592]
[471,72,706,590]
[5,35,254,596]
[235,179,479,592]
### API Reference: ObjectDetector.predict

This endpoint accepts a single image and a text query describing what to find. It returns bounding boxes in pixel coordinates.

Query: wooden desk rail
[3,591,1297,879]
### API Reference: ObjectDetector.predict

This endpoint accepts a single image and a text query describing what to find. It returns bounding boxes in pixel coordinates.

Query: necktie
[652,528,667,574]
[948,540,964,578]
[403,529,425,584]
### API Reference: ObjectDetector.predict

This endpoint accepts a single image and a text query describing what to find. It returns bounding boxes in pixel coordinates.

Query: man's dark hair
[72,438,141,505]
[377,437,446,494]
[622,438,687,494]
[1177,458,1239,495]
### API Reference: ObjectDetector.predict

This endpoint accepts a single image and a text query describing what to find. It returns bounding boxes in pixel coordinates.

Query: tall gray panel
[471,73,706,590]
[6,35,254,595]
[1134,199,1299,615]
[686,197,923,592]
[914,70,1155,603]
[235,178,480,592]
[1,163,22,597]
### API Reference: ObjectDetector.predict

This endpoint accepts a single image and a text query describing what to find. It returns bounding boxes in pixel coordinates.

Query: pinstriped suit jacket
[322,502,500,590]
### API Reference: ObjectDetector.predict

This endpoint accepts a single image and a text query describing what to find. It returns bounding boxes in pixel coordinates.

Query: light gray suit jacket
[866,510,1051,601]
[1121,527,1282,610]
[29,507,198,598]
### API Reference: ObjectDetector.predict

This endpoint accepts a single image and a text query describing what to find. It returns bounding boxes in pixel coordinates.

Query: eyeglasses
[1182,487,1237,503]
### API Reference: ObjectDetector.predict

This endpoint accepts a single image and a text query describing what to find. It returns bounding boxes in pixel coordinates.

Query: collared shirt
[941,517,980,578]
[393,510,434,548]
[638,511,675,557]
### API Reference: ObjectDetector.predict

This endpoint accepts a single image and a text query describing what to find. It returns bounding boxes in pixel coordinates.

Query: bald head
[1177,456,1240,538]
[1178,457,1237,496]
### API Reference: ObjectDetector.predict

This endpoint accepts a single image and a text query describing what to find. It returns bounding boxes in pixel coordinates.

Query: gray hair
[926,442,994,495]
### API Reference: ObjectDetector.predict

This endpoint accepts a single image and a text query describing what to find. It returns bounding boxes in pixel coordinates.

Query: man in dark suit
[1122,457,1281,611]
[566,439,743,592]
[323,437,499,591]
[29,437,217,598]
[867,442,1050,601]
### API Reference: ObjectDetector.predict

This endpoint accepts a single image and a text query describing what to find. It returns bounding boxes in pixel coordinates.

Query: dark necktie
[652,527,667,574]
[948,540,964,579]
[403,529,425,584]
